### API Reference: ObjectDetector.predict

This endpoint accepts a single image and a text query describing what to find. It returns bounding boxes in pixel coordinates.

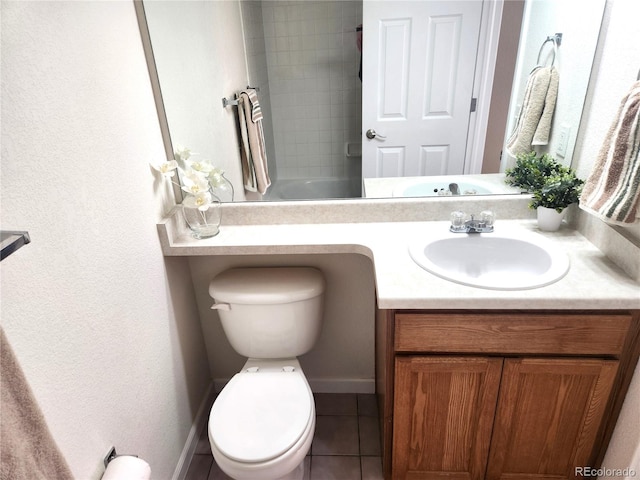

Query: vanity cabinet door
[393,356,503,480]
[486,358,619,480]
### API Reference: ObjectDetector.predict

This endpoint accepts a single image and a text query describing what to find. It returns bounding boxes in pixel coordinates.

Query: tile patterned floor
[185,393,383,480]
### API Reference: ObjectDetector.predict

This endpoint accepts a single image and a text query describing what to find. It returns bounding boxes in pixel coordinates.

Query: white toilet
[207,267,325,480]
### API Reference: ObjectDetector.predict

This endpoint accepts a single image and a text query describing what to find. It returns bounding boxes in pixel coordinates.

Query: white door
[362,0,484,178]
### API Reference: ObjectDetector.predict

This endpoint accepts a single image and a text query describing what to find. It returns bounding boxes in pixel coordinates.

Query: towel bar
[1,230,30,261]
[222,86,260,108]
[222,96,240,108]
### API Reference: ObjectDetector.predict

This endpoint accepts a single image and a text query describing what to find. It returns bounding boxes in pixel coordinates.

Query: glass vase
[210,173,234,202]
[182,195,222,239]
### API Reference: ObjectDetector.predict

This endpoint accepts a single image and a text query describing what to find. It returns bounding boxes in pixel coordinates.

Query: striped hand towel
[580,81,640,225]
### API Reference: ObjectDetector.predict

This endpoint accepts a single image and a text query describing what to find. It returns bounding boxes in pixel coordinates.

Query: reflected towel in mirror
[237,89,271,195]
[506,66,559,156]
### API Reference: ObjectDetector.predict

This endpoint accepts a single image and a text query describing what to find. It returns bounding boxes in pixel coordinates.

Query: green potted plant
[505,152,583,231]
[530,169,584,231]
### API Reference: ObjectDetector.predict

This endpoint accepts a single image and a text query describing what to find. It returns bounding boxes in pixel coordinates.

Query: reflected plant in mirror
[504,152,564,193]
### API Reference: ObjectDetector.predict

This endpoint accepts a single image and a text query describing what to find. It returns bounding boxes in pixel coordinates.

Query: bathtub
[266,178,361,200]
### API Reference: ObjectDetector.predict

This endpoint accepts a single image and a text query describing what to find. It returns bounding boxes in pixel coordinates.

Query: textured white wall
[1,2,210,479]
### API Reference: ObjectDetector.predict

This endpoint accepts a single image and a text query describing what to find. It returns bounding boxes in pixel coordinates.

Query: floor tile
[207,458,233,480]
[194,424,211,455]
[357,393,379,416]
[310,456,361,480]
[359,415,381,456]
[315,393,358,415]
[185,394,383,480]
[302,456,311,480]
[312,415,360,455]
[185,454,212,479]
[361,456,384,480]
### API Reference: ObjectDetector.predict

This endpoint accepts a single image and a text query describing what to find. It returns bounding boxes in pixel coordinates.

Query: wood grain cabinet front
[393,356,503,479]
[376,311,640,480]
[486,358,618,480]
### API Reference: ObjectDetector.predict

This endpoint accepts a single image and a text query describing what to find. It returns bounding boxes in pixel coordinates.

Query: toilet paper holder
[103,446,138,468]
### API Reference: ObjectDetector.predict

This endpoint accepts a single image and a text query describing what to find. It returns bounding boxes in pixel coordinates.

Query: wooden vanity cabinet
[375,310,640,480]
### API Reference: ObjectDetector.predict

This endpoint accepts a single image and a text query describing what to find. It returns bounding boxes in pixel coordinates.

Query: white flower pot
[537,206,566,232]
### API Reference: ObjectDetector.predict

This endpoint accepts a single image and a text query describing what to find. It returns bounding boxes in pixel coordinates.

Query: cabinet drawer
[394,312,631,356]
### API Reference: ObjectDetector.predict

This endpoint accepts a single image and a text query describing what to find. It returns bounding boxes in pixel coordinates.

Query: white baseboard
[172,383,216,480]
[213,377,374,394]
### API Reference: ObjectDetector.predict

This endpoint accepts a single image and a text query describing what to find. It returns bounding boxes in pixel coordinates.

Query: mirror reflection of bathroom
[141,0,605,202]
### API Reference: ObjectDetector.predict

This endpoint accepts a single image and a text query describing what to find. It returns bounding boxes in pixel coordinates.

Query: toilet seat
[210,369,312,464]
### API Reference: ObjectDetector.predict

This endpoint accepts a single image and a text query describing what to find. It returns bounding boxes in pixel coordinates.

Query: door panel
[363,1,484,178]
[374,147,406,177]
[378,19,411,120]
[424,13,464,117]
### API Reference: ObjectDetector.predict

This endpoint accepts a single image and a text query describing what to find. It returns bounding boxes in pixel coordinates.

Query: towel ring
[537,33,562,67]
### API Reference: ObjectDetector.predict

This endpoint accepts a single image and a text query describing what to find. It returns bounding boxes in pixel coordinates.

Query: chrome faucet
[450,211,495,233]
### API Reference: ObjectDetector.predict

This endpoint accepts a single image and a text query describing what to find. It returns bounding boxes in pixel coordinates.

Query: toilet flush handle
[210,303,231,310]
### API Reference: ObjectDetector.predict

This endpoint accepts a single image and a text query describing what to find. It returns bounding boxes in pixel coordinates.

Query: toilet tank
[209,267,325,359]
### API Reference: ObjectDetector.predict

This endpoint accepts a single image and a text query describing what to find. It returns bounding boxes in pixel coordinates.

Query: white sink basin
[408,230,570,290]
[393,178,496,197]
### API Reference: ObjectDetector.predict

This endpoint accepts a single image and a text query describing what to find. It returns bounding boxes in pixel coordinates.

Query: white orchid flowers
[182,191,214,211]
[174,146,192,162]
[181,170,211,196]
[154,160,178,178]
[208,167,228,188]
[152,146,224,212]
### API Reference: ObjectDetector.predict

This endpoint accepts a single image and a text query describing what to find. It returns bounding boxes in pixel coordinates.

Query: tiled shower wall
[255,0,363,180]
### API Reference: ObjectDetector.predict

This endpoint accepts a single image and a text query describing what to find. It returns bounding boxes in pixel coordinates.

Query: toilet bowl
[207,267,325,480]
[208,359,314,480]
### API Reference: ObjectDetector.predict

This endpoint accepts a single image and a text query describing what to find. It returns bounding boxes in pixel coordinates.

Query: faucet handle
[450,211,466,232]
[480,210,495,227]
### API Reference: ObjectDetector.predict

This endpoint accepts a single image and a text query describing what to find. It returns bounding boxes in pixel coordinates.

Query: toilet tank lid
[209,267,325,304]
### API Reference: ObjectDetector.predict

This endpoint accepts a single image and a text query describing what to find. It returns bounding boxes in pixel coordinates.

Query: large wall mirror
[137,0,605,203]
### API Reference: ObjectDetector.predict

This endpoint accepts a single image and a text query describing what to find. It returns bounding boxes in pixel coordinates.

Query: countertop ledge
[157,215,640,310]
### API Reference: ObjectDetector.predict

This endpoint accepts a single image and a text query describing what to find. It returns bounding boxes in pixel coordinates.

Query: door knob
[366,129,387,140]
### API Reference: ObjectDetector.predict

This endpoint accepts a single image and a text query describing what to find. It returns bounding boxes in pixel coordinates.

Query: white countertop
[157,214,640,311]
